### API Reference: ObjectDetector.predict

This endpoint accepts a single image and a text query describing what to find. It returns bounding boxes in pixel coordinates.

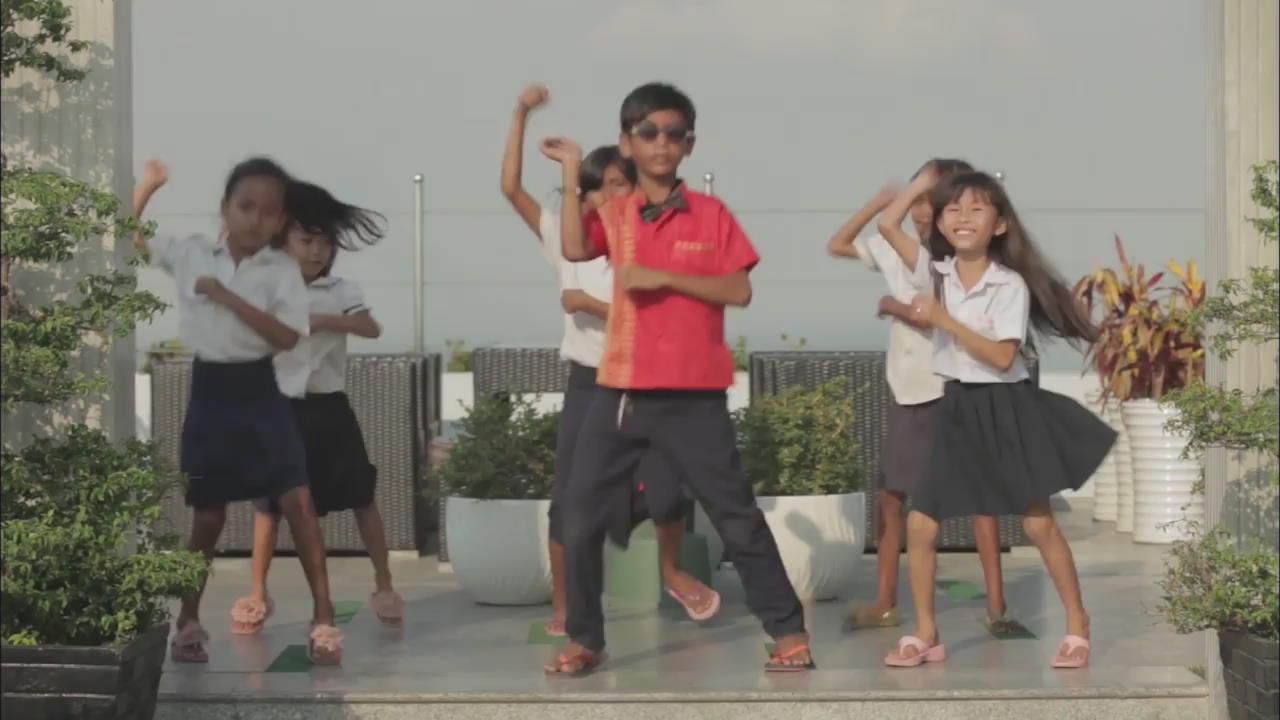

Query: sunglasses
[629,121,694,144]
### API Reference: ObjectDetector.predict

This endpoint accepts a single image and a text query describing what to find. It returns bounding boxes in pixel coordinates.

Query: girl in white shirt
[877,167,1116,670]
[827,158,1012,636]
[232,181,405,637]
[132,158,342,666]
[502,85,714,638]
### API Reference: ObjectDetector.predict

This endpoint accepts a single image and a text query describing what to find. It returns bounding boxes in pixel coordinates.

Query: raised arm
[877,167,939,272]
[539,137,600,262]
[827,184,897,259]
[500,85,549,237]
[132,159,169,261]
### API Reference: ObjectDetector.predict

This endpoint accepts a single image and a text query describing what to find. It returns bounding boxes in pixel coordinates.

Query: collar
[212,234,276,266]
[308,276,340,289]
[933,256,1017,294]
[638,181,688,223]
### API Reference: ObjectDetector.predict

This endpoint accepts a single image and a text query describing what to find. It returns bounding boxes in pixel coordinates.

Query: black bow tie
[639,185,687,223]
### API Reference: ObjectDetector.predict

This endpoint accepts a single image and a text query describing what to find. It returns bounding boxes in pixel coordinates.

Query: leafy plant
[1157,527,1278,641]
[1,0,206,647]
[735,378,864,496]
[431,394,559,500]
[1074,236,1205,403]
[445,338,473,372]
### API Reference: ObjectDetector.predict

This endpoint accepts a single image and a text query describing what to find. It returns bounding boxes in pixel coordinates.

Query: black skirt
[878,399,938,496]
[914,380,1117,521]
[181,357,309,509]
[289,391,377,517]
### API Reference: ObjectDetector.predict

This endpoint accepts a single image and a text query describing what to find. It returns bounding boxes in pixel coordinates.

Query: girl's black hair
[222,157,292,202]
[577,145,636,199]
[279,180,386,276]
[912,157,974,181]
[928,171,1098,345]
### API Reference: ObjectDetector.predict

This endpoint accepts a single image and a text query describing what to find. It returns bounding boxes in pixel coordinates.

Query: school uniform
[561,184,805,654]
[852,234,942,495]
[914,257,1117,521]
[272,276,378,516]
[148,233,311,509]
[537,209,684,544]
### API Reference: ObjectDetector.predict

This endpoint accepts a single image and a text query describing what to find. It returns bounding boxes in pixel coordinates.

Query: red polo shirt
[583,187,759,390]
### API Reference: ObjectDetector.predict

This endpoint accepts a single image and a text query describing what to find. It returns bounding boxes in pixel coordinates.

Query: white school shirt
[851,233,943,405]
[273,277,370,398]
[930,257,1031,384]
[148,233,309,362]
[539,208,612,368]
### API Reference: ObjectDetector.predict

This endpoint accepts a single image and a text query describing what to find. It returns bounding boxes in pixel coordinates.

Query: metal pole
[994,171,1005,183]
[703,172,715,195]
[412,174,425,356]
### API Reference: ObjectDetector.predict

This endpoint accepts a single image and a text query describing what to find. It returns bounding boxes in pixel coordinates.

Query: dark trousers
[562,388,805,652]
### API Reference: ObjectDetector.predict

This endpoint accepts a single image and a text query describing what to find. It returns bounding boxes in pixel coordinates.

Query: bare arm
[877,172,937,272]
[828,185,896,259]
[500,86,549,238]
[198,279,301,351]
[131,160,169,260]
[915,293,1019,371]
[538,137,601,262]
[561,290,609,320]
[312,311,382,339]
[877,296,930,329]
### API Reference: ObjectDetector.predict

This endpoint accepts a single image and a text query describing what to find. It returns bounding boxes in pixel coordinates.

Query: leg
[655,518,719,619]
[888,510,942,663]
[655,395,809,667]
[276,486,335,626]
[231,507,279,634]
[547,540,568,634]
[354,501,405,625]
[971,514,1006,617]
[1023,500,1090,664]
[546,365,596,636]
[848,490,906,629]
[173,504,226,662]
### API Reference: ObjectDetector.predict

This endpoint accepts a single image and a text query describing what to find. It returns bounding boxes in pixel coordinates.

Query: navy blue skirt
[181,357,309,509]
[913,380,1117,521]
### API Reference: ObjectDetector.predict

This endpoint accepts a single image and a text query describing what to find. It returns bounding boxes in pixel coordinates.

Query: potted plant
[1,5,207,716]
[1159,161,1279,720]
[433,393,559,605]
[1076,238,1206,543]
[734,378,866,601]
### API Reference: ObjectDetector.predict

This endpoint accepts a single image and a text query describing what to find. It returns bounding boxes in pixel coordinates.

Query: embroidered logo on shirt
[674,241,715,253]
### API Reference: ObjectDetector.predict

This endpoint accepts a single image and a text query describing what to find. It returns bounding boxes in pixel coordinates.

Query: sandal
[884,635,946,667]
[229,596,274,635]
[543,618,567,637]
[307,624,344,666]
[1050,634,1090,668]
[844,604,901,631]
[981,609,1033,639]
[666,582,721,622]
[370,590,405,626]
[170,621,210,664]
[765,644,816,672]
[544,647,606,677]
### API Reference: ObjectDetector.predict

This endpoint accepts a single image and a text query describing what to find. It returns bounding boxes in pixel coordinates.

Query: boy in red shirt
[539,82,812,676]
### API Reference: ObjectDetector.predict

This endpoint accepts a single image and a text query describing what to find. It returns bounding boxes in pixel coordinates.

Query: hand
[140,159,169,191]
[193,276,226,301]
[911,163,941,191]
[516,84,550,112]
[876,295,897,318]
[910,292,948,328]
[874,183,901,205]
[309,313,333,332]
[560,289,590,315]
[539,137,583,166]
[617,264,670,292]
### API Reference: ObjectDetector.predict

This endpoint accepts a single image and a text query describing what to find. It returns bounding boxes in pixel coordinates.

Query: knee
[192,505,227,530]
[276,486,317,519]
[1022,512,1056,546]
[906,511,940,545]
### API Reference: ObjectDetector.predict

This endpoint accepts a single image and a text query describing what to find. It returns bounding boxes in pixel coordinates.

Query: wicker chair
[151,354,442,553]
[748,351,1038,550]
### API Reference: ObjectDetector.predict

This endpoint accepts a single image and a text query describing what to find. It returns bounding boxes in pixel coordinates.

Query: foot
[765,634,814,671]
[885,629,939,664]
[230,596,273,635]
[845,601,901,630]
[1053,617,1091,667]
[170,618,210,664]
[543,617,566,637]
[308,623,344,666]
[370,589,405,626]
[664,570,720,621]
[543,642,604,676]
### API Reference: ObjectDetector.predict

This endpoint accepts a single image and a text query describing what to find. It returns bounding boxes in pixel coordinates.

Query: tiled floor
[159,500,1207,703]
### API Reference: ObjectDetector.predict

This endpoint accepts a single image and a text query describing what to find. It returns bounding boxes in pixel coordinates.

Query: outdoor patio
[155,499,1208,719]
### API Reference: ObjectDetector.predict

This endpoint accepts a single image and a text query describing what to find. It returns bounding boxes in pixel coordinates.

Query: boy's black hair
[279,180,386,276]
[578,145,637,199]
[222,157,291,202]
[619,82,696,132]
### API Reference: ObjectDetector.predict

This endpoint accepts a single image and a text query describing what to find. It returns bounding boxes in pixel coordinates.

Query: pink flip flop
[884,636,947,667]
[666,583,722,622]
[170,621,210,664]
[370,590,405,626]
[229,596,274,635]
[307,624,344,666]
[1050,634,1091,668]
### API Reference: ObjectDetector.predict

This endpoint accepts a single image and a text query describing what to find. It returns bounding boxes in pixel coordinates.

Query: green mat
[333,600,362,625]
[937,579,986,601]
[266,644,312,673]
[526,621,568,646]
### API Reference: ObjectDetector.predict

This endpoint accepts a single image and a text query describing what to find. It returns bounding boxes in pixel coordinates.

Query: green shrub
[432,394,559,500]
[736,378,864,496]
[1157,527,1279,641]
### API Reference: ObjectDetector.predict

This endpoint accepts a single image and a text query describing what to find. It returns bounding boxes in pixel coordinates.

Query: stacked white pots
[1121,400,1204,544]
[1086,391,1119,522]
[1104,404,1135,532]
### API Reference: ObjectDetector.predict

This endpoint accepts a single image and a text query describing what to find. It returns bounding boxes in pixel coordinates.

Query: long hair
[578,145,636,199]
[281,181,386,275]
[928,171,1098,345]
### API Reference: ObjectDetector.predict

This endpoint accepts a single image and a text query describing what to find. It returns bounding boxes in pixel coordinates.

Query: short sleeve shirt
[930,257,1031,383]
[273,276,371,398]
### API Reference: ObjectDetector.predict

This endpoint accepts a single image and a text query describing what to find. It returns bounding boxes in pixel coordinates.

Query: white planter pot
[692,502,725,569]
[1085,391,1119,522]
[1105,405,1135,532]
[1121,400,1204,544]
[445,496,552,605]
[757,492,865,602]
